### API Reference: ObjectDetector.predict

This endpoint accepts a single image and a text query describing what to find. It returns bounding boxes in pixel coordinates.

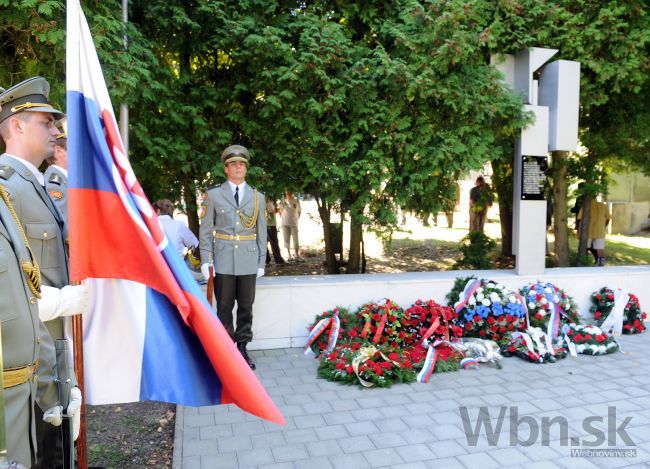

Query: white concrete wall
[249,266,650,350]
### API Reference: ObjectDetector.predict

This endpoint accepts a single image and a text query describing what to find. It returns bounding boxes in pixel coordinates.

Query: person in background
[153,198,198,257]
[265,199,285,265]
[578,198,610,266]
[468,176,492,232]
[280,191,303,261]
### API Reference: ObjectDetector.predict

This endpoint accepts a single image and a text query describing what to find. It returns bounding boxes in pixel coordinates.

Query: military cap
[0,77,64,124]
[220,144,250,165]
[55,116,68,140]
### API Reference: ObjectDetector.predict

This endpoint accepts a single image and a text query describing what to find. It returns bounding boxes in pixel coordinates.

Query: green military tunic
[0,154,69,343]
[0,190,58,466]
[199,182,267,275]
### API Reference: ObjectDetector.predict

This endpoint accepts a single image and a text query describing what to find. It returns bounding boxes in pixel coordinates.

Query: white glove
[201,263,213,281]
[42,387,82,441]
[38,284,89,322]
[257,268,265,278]
[68,387,82,441]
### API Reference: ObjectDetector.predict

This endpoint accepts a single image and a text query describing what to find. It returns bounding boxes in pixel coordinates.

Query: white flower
[509,296,517,304]
[529,289,537,296]
[476,293,485,301]
[528,302,536,309]
[482,299,491,307]
[565,302,571,309]
[607,342,617,348]
[487,282,496,289]
[468,296,477,305]
[544,287,552,294]
[476,287,484,294]
[490,292,500,302]
[576,344,586,353]
[599,345,607,354]
[553,295,560,303]
[541,298,548,305]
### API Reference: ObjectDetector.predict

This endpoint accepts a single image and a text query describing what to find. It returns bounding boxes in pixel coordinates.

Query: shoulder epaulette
[48,172,63,185]
[0,165,15,180]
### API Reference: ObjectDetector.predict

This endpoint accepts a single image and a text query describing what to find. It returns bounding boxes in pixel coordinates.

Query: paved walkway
[173,333,650,469]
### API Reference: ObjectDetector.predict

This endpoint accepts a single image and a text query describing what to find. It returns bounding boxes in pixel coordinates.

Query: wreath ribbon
[600,289,629,353]
[351,346,399,388]
[360,300,391,344]
[304,310,340,357]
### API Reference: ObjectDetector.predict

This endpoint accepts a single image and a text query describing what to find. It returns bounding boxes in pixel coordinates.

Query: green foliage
[445,275,476,306]
[454,232,497,270]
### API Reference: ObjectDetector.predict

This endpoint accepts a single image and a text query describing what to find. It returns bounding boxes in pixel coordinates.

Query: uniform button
[43,232,48,238]
[37,337,41,344]
[30,297,36,304]
[236,210,240,214]
[236,222,240,225]
[235,245,238,249]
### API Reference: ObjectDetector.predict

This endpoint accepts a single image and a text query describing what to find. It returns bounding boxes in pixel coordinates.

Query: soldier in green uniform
[44,118,69,227]
[0,77,71,468]
[0,182,89,466]
[199,145,267,369]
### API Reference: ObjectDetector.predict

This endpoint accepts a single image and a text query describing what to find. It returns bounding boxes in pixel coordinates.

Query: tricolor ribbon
[454,279,482,314]
[416,308,452,384]
[304,310,341,357]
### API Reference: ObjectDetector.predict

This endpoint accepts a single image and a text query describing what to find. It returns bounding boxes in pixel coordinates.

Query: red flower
[402,359,412,369]
[388,352,399,361]
[596,294,602,300]
[508,345,516,352]
[386,328,394,335]
[573,333,582,341]
[335,361,345,370]
[535,313,543,321]
[327,352,338,361]
[351,342,361,351]
[624,324,632,330]
[373,365,383,376]
[595,334,605,343]
[594,311,602,320]
[473,315,481,322]
[507,324,514,331]
[372,313,380,321]
[499,326,506,333]
[381,361,392,369]
[478,330,487,337]
[366,360,375,368]
[398,331,406,339]
[346,365,354,374]
[536,294,543,301]
[567,329,574,336]
[388,315,397,322]
[607,294,615,300]
[487,317,496,325]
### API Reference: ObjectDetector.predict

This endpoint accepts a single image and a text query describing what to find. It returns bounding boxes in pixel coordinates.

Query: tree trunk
[552,151,570,266]
[491,157,514,258]
[316,197,340,274]
[347,216,363,274]
[577,195,592,266]
[183,176,199,238]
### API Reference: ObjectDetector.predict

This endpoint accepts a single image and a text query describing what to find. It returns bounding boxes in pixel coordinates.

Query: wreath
[317,344,417,388]
[448,277,527,345]
[590,288,646,335]
[565,324,619,355]
[305,307,353,356]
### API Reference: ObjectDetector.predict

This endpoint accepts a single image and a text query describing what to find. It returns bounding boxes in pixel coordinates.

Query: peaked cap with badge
[0,76,64,124]
[221,144,250,165]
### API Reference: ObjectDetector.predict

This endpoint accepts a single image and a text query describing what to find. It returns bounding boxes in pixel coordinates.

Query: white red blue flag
[66,0,284,424]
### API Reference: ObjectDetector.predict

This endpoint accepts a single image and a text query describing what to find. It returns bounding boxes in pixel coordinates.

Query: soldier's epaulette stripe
[0,165,15,180]
[48,173,62,185]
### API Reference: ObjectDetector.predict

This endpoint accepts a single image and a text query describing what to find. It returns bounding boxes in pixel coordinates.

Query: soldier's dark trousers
[215,273,256,343]
[34,404,63,469]
[266,226,284,264]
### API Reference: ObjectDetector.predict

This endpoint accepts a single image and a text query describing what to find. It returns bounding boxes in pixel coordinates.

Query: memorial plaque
[521,155,547,200]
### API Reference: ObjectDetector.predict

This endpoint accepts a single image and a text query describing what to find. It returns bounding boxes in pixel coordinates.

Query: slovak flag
[66,0,284,424]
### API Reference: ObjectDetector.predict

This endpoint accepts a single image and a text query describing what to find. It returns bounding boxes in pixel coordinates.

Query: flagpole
[119,0,129,153]
[72,310,88,469]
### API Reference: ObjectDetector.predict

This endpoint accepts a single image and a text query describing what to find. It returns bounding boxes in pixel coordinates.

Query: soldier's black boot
[237,342,256,370]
